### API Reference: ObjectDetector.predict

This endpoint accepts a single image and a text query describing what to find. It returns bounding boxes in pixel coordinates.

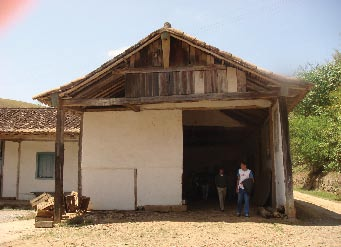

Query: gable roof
[0,108,80,138]
[34,23,313,108]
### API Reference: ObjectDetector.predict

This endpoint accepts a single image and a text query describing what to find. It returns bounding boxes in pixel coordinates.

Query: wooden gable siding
[125,67,246,98]
[130,36,222,69]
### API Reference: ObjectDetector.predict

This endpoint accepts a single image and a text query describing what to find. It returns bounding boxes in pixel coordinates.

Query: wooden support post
[77,113,83,197]
[54,99,65,223]
[0,141,4,198]
[268,106,276,208]
[134,168,137,210]
[278,97,296,218]
[161,32,170,69]
[16,141,21,199]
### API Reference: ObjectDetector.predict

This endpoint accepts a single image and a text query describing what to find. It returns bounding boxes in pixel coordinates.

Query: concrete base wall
[82,110,183,210]
[2,141,78,200]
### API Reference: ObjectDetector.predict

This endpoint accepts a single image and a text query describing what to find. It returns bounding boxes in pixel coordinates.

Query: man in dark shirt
[215,168,227,211]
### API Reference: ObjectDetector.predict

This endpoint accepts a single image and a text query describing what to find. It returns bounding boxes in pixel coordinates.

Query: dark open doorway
[182,109,273,211]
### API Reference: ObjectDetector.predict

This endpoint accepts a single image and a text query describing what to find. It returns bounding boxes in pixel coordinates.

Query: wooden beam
[63,92,279,107]
[268,106,276,208]
[77,113,83,197]
[278,96,296,218]
[124,104,140,112]
[116,65,226,74]
[161,32,170,68]
[0,134,78,142]
[16,141,21,199]
[0,141,4,197]
[134,168,137,210]
[54,99,65,223]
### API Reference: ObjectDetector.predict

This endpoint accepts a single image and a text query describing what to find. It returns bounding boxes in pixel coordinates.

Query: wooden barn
[34,23,312,221]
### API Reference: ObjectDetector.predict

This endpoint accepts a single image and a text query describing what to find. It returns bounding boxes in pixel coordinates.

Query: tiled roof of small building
[0,108,80,135]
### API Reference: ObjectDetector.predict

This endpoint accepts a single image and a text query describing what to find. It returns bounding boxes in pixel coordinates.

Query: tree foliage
[290,51,341,180]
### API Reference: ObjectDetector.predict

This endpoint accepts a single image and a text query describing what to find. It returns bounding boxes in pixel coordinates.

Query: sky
[0,0,340,103]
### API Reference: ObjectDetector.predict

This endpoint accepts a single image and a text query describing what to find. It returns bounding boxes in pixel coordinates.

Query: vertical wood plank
[129,54,135,68]
[236,69,247,92]
[161,33,170,68]
[181,41,190,65]
[279,97,296,218]
[151,40,162,67]
[152,72,159,96]
[169,72,175,95]
[226,67,238,92]
[194,71,205,94]
[134,52,141,67]
[189,46,196,65]
[159,72,169,96]
[188,70,194,94]
[207,55,214,65]
[216,69,227,93]
[180,71,187,95]
[204,70,212,93]
[199,51,207,65]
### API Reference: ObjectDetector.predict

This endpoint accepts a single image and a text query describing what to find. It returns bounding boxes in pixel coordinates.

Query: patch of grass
[64,215,94,227]
[295,187,341,201]
[16,212,36,221]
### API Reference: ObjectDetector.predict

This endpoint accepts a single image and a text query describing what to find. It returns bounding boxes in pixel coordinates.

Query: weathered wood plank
[216,69,227,93]
[129,54,135,68]
[161,32,170,68]
[152,72,159,96]
[64,92,279,107]
[236,69,247,92]
[115,65,227,74]
[226,67,238,92]
[189,46,196,65]
[159,72,170,96]
[194,71,205,94]
[207,55,214,65]
[151,39,162,67]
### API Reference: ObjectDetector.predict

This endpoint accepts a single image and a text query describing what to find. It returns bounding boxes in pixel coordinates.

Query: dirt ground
[0,193,340,247]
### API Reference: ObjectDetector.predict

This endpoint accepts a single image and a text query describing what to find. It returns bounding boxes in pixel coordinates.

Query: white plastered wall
[82,110,183,210]
[272,101,286,206]
[2,141,78,200]
[2,141,19,198]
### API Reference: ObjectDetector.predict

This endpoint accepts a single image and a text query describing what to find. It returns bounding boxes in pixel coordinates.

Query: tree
[290,51,341,189]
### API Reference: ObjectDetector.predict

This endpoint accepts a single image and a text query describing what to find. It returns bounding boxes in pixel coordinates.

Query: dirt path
[0,195,340,247]
[0,210,37,245]
[0,219,37,244]
[294,191,341,220]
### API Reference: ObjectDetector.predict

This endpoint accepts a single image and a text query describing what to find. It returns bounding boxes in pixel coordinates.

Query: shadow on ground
[70,199,340,227]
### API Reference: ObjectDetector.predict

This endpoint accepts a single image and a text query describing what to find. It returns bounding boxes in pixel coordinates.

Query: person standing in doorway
[236,161,254,217]
[215,168,227,211]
